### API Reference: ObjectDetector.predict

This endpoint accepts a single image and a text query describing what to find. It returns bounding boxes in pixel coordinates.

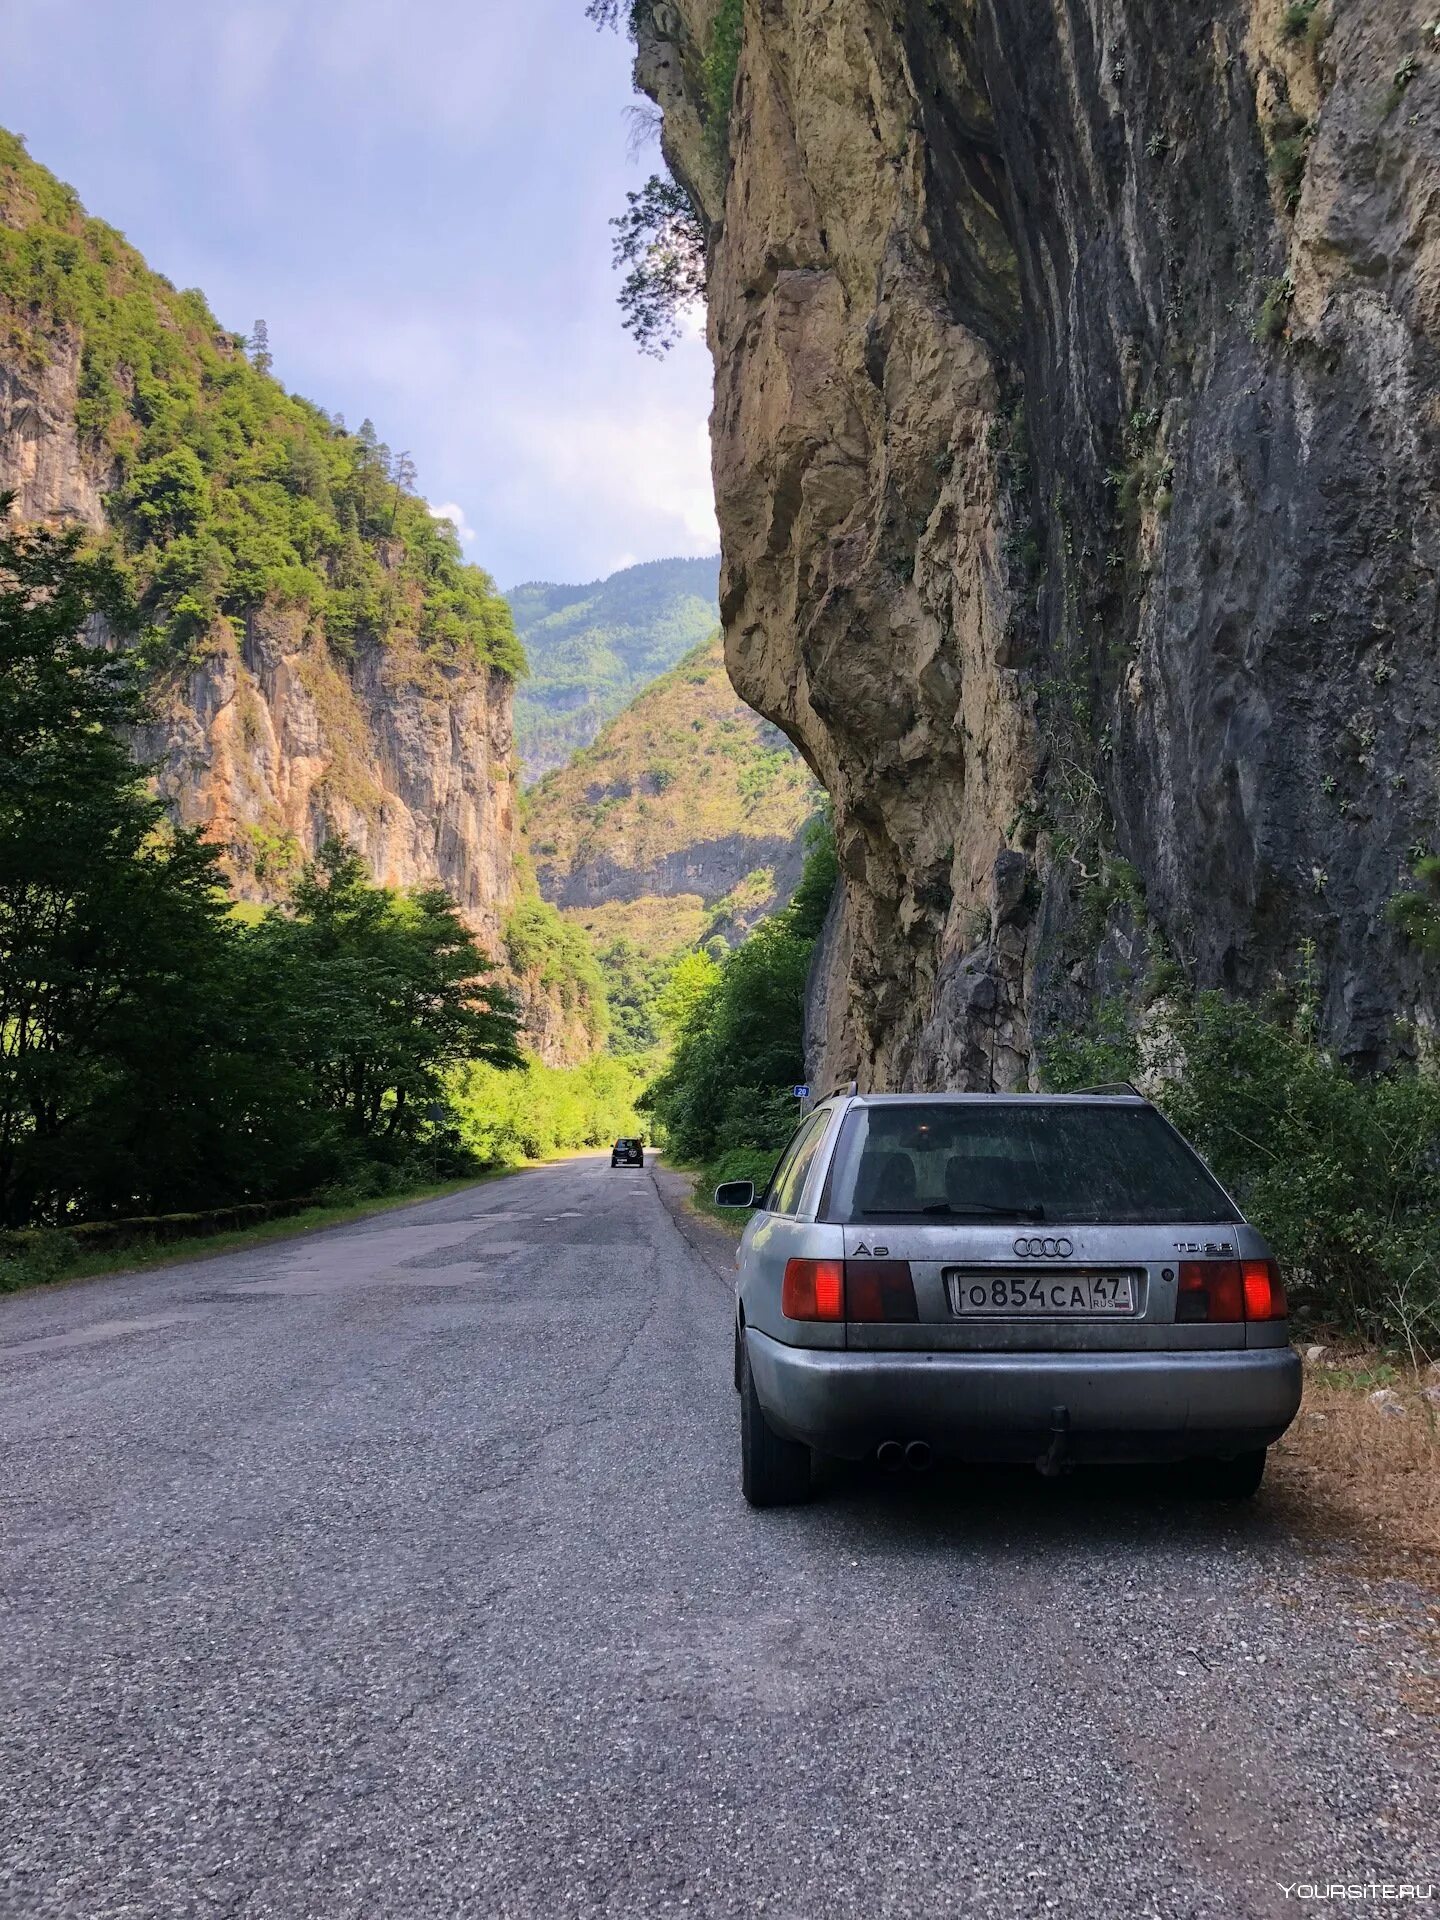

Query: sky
[0,0,718,588]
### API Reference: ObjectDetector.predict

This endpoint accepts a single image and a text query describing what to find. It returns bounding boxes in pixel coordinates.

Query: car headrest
[855,1151,918,1213]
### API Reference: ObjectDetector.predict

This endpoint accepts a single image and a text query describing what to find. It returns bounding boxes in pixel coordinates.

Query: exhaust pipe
[904,1440,933,1473]
[1036,1405,1070,1478]
[876,1439,904,1473]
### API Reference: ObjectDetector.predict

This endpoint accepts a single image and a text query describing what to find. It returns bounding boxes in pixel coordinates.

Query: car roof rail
[827,1080,859,1098]
[1068,1080,1145,1098]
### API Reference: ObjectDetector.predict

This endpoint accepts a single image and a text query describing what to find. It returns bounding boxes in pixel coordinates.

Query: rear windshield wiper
[861,1201,1046,1221]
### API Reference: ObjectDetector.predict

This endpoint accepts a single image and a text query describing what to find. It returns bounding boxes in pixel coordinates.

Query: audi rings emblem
[1013,1236,1074,1259]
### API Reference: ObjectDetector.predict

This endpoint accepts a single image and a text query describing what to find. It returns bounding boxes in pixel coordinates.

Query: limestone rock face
[5,334,519,954]
[134,608,517,948]
[639,0,1440,1088]
[0,339,109,530]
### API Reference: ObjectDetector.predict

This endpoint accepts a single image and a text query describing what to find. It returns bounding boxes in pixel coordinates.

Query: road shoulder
[650,1160,738,1286]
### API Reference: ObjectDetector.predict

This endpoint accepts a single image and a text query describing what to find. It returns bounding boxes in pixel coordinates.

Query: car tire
[733,1319,742,1392]
[1189,1447,1267,1500]
[740,1336,811,1507]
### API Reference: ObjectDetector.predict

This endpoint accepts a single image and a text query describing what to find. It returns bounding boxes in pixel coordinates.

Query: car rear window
[823,1102,1238,1226]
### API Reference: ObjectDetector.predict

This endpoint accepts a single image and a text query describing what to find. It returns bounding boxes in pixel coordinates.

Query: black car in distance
[611,1138,644,1168]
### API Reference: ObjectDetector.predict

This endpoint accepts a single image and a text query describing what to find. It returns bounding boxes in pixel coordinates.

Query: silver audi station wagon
[716,1091,1302,1508]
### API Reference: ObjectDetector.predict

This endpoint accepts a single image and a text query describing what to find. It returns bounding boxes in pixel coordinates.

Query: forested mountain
[524,631,820,1051]
[508,554,718,781]
[0,127,522,940]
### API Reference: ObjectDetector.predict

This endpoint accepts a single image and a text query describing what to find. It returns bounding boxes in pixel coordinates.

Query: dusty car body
[718,1092,1302,1507]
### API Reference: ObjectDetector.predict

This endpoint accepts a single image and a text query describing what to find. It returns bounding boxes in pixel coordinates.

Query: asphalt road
[3,1154,1437,1920]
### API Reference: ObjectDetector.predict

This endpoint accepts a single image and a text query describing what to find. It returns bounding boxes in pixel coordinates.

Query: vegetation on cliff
[503,892,611,1059]
[586,0,722,355]
[527,631,815,902]
[508,555,718,780]
[0,129,521,676]
[0,512,521,1236]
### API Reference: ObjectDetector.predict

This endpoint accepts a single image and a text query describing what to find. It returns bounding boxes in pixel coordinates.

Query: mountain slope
[508,554,719,781]
[0,128,521,946]
[525,631,820,970]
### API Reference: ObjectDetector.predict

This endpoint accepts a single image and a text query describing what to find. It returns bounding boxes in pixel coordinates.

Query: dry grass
[1269,1349,1440,1577]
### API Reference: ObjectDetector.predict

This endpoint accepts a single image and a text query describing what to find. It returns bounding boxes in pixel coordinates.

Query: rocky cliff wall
[637,0,1440,1090]
[1,332,518,952]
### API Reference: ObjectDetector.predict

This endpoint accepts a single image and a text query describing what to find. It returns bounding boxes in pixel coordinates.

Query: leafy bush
[1043,989,1440,1349]
[0,1231,77,1294]
[645,818,835,1161]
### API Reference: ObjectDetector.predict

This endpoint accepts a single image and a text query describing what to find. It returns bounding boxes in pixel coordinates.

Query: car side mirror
[714,1180,757,1210]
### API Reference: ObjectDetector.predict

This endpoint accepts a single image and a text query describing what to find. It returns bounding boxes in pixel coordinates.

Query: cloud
[513,402,719,558]
[429,501,478,546]
[237,284,718,583]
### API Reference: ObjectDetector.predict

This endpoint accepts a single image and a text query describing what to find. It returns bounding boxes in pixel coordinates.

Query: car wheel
[733,1319,742,1392]
[1188,1448,1267,1500]
[740,1336,811,1507]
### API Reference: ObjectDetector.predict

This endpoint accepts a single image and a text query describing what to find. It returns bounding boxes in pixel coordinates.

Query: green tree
[645,820,834,1161]
[610,174,707,356]
[250,843,522,1146]
[247,317,272,377]
[0,506,301,1225]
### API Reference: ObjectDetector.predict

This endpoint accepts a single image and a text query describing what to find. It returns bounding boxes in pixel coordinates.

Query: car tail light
[844,1260,918,1322]
[1176,1258,1286,1323]
[782,1257,844,1321]
[1242,1257,1288,1320]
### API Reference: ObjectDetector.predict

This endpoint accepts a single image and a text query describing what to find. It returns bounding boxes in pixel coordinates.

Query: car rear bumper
[744,1330,1303,1464]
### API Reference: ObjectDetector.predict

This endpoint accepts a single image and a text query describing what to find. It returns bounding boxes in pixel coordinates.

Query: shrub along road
[2,1155,1437,1918]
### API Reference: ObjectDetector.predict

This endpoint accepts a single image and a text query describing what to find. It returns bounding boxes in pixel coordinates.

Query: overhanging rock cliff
[635,0,1440,1089]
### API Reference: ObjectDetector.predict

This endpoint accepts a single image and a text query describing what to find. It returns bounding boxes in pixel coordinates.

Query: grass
[675,1148,786,1238]
[1255,272,1296,343]
[703,0,745,170]
[684,1176,751,1238]
[0,1162,568,1298]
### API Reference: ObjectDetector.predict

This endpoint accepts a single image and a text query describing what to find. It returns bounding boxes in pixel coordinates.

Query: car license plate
[946,1270,1137,1316]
